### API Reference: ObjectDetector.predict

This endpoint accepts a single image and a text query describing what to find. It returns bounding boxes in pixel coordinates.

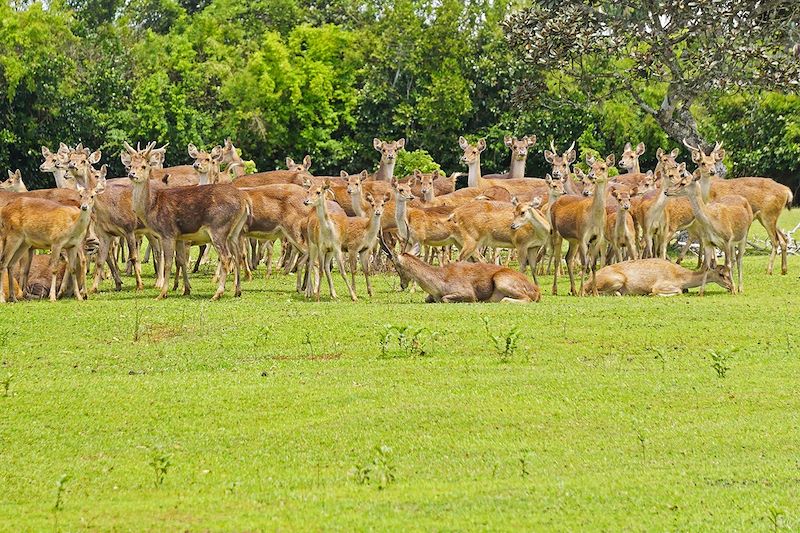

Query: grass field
[1,211,800,531]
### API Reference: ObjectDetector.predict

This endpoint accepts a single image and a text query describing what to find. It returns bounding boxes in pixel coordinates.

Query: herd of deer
[0,134,792,304]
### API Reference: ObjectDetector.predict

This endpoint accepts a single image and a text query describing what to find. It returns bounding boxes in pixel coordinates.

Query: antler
[550,139,558,153]
[566,140,576,154]
[682,138,700,152]
[122,141,137,154]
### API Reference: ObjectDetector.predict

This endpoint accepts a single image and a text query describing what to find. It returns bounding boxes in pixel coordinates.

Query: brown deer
[122,141,250,300]
[286,155,312,173]
[588,259,733,296]
[631,149,684,259]
[392,178,459,254]
[341,192,390,296]
[188,143,223,185]
[458,137,546,196]
[604,187,639,263]
[1,170,27,192]
[219,139,247,179]
[372,138,405,181]
[379,235,541,303]
[665,167,753,294]
[618,142,646,174]
[683,139,793,275]
[0,183,103,303]
[483,135,537,180]
[550,153,615,296]
[40,144,72,188]
[302,180,357,301]
[544,140,584,196]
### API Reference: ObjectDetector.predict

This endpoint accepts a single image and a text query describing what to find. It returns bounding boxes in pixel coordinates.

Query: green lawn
[1,211,799,531]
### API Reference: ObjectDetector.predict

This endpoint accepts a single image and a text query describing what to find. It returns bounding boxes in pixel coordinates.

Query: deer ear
[210,145,222,159]
[188,143,199,159]
[383,192,391,202]
[678,162,687,172]
[323,178,331,190]
[526,135,536,146]
[396,138,405,149]
[670,148,680,158]
[58,142,70,154]
[656,147,665,158]
[89,149,102,164]
[41,146,51,157]
[302,177,313,189]
[566,148,577,164]
[373,138,383,151]
[691,150,702,163]
[585,154,595,165]
[636,142,646,155]
[605,154,615,167]
[504,135,513,148]
[303,155,312,170]
[365,192,374,203]
[543,150,555,164]
[511,196,519,206]
[286,157,295,168]
[359,170,368,181]
[7,170,13,180]
[476,138,487,152]
[458,136,469,149]
[624,142,632,152]
[714,148,726,161]
[339,170,349,178]
[120,151,132,168]
[611,189,619,199]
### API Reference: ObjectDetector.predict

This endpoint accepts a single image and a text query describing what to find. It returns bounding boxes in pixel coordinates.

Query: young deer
[632,149,684,259]
[483,135,537,180]
[666,168,753,294]
[40,144,71,188]
[550,153,615,296]
[372,138,405,181]
[683,139,793,275]
[188,143,223,185]
[509,198,553,284]
[0,183,103,303]
[1,170,27,192]
[123,142,250,300]
[380,235,541,303]
[341,192,390,296]
[302,180,357,301]
[604,187,639,264]
[588,259,733,296]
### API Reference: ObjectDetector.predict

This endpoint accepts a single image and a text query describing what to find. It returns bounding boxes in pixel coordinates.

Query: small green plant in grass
[651,347,667,370]
[52,473,70,530]
[349,444,396,490]
[1,373,12,397]
[767,506,785,531]
[379,324,435,358]
[0,328,8,348]
[304,331,315,358]
[149,447,172,488]
[482,317,521,362]
[709,350,731,379]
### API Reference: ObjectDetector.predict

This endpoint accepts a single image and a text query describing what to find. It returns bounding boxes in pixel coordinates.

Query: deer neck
[699,172,715,202]
[197,164,219,186]
[626,161,641,174]
[350,189,365,217]
[467,156,482,188]
[648,179,670,218]
[509,156,526,180]
[614,206,628,235]
[684,183,714,231]
[228,153,245,178]
[564,174,581,196]
[315,198,335,237]
[375,158,395,181]
[396,254,445,296]
[423,188,434,202]
[365,211,383,242]
[590,179,608,226]
[683,269,713,290]
[131,177,156,225]
[52,169,68,188]
[394,196,411,241]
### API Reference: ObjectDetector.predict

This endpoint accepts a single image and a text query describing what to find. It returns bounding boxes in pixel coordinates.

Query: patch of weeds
[0,329,8,348]
[349,444,396,490]
[149,447,172,488]
[482,317,521,363]
[379,324,437,358]
[767,506,785,531]
[1,373,12,397]
[709,349,731,379]
[303,331,315,358]
[255,326,272,348]
[651,347,667,370]
[52,473,70,530]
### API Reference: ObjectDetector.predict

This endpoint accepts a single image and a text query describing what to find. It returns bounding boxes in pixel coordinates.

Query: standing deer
[302,179,358,301]
[40,144,71,188]
[544,141,583,196]
[122,141,249,300]
[665,168,753,295]
[0,183,103,303]
[483,135,537,180]
[372,138,405,181]
[550,153,615,296]
[604,187,639,263]
[341,192,390,297]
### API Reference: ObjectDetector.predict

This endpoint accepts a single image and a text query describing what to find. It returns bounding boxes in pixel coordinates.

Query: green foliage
[394,149,441,177]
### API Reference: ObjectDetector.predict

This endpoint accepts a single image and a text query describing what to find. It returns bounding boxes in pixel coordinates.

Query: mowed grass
[1,211,799,531]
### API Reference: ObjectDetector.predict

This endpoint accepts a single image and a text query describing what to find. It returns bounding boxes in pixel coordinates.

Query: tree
[504,0,800,151]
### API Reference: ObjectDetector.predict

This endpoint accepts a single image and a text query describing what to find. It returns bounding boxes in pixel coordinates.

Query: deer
[458,137,547,196]
[544,140,585,196]
[1,170,27,192]
[372,138,405,181]
[483,135,537,180]
[604,187,639,264]
[286,155,312,173]
[188,143,223,185]
[379,234,541,303]
[631,149,684,259]
[392,178,460,256]
[219,139,246,179]
[0,182,103,303]
[122,141,250,300]
[550,153,615,296]
[341,192,391,296]
[682,139,793,275]
[587,259,733,296]
[40,144,71,188]
[302,179,357,301]
[665,167,753,295]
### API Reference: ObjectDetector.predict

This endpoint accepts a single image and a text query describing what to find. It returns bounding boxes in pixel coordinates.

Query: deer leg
[125,233,143,291]
[157,240,175,300]
[66,248,83,301]
[577,241,590,297]
[360,250,373,297]
[49,246,64,302]
[18,248,34,295]
[92,236,110,293]
[2,242,26,303]
[322,253,336,300]
[335,250,357,301]
[192,244,207,273]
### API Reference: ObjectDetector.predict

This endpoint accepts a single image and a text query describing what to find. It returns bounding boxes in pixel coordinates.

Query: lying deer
[380,235,541,303]
[588,259,733,296]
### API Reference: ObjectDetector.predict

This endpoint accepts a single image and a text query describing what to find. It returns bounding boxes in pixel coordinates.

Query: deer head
[365,192,391,218]
[459,136,486,165]
[511,199,550,231]
[123,141,156,183]
[544,173,566,197]
[188,144,222,175]
[149,143,169,168]
[1,170,25,192]
[391,177,415,202]
[64,146,102,188]
[504,135,537,161]
[303,179,334,207]
[610,187,634,210]
[287,155,312,172]
[682,139,725,177]
[373,138,405,163]
[75,179,106,212]
[40,146,70,174]
[619,142,645,173]
[344,170,368,195]
[543,140,576,181]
